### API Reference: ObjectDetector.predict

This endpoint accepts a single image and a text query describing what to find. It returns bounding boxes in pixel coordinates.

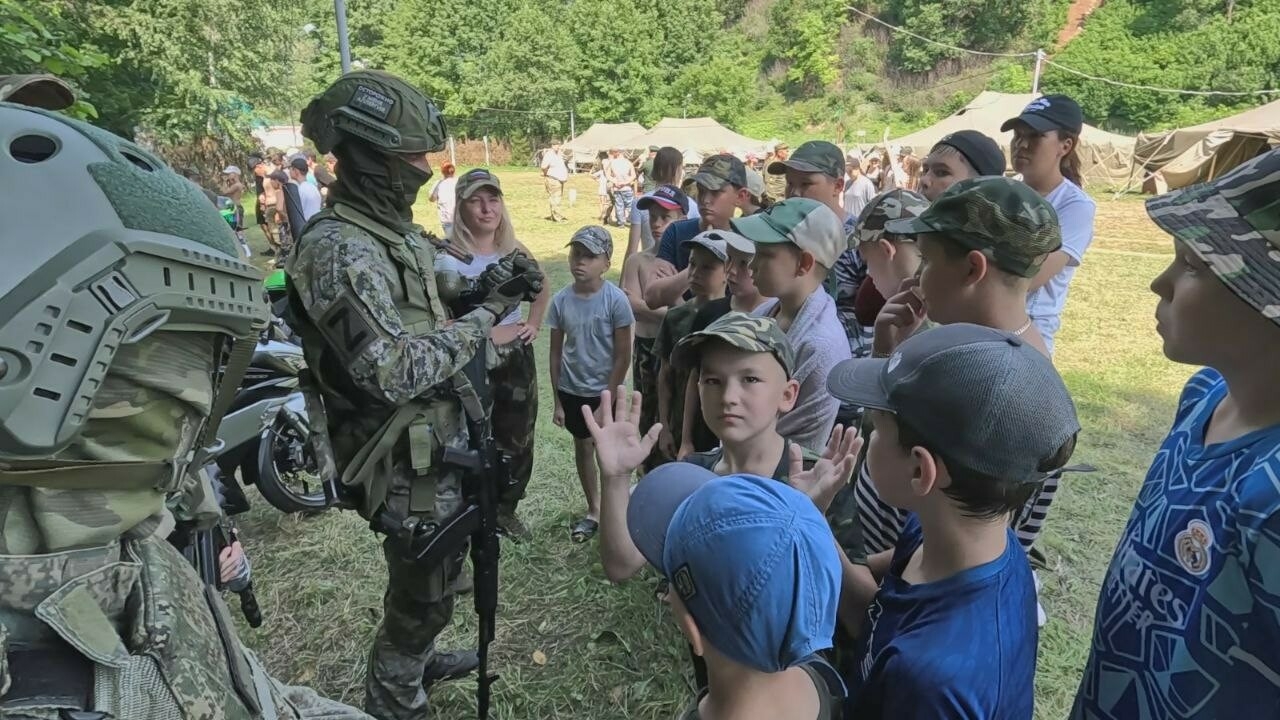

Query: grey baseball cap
[827,323,1079,482]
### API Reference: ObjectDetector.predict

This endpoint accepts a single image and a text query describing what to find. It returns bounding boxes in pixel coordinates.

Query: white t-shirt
[542,151,569,183]
[1026,179,1096,354]
[432,177,458,224]
[296,180,323,221]
[436,250,522,326]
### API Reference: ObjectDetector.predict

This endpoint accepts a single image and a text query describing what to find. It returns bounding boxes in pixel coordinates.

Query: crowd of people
[5,68,1279,720]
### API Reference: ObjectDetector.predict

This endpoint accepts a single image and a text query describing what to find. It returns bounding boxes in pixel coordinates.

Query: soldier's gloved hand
[478,265,545,323]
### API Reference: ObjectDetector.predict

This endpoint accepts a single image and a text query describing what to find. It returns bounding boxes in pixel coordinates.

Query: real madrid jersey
[1073,369,1280,719]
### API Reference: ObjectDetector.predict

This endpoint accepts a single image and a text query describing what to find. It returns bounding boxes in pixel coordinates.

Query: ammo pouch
[0,536,301,719]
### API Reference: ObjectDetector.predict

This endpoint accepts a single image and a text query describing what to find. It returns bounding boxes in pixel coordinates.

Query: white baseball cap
[221,165,241,175]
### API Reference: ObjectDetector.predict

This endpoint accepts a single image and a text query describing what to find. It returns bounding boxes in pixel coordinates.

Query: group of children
[538,91,1280,717]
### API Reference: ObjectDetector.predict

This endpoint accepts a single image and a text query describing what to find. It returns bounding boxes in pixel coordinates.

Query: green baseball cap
[767,140,844,179]
[855,189,930,246]
[1146,148,1280,325]
[884,176,1061,278]
[671,312,796,377]
[693,153,747,191]
[457,167,502,199]
[731,197,845,269]
[567,224,613,256]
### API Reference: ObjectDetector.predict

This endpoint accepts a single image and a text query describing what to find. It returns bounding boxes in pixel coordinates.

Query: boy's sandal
[570,517,599,543]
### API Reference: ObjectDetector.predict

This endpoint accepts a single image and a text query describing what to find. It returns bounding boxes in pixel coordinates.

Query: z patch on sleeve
[319,292,381,364]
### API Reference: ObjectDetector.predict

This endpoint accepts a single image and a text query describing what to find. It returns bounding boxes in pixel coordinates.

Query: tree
[568,0,664,124]
[765,0,846,96]
[667,35,760,127]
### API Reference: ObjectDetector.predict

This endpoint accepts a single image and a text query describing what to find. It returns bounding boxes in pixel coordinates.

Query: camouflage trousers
[633,336,663,472]
[365,472,467,720]
[491,341,538,514]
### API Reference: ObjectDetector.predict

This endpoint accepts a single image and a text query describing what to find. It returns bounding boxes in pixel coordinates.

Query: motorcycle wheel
[247,410,328,514]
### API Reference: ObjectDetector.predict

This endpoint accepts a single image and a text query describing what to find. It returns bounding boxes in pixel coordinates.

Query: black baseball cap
[932,130,1006,177]
[289,156,309,173]
[1001,95,1084,135]
[827,323,1079,483]
[247,155,264,168]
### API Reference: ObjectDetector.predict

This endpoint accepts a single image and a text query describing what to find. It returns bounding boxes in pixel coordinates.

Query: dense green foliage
[4,0,1276,148]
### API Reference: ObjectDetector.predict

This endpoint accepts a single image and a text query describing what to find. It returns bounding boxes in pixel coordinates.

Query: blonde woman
[437,168,551,538]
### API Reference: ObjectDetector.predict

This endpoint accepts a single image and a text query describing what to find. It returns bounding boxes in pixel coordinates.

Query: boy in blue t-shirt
[822,323,1080,718]
[1072,150,1280,719]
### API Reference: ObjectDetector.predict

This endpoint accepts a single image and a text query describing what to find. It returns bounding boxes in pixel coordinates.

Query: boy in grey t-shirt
[548,226,635,542]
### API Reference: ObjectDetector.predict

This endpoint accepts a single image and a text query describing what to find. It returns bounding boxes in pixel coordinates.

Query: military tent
[564,122,647,166]
[622,117,769,159]
[887,92,1136,189]
[1129,99,1280,191]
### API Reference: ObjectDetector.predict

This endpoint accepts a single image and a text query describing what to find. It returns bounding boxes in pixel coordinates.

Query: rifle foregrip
[238,584,263,628]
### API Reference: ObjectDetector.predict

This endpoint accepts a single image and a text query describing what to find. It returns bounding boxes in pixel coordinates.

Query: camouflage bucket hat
[1146,148,1280,324]
[885,176,1061,278]
[567,225,613,256]
[671,312,796,377]
[855,189,930,246]
[693,154,747,191]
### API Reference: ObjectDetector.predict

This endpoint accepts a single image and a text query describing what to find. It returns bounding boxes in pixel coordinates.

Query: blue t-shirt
[1072,369,1280,720]
[848,517,1036,719]
[656,218,703,271]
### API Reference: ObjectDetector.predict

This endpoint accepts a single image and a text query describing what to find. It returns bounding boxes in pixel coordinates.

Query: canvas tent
[1130,99,1280,191]
[622,117,769,160]
[886,92,1137,189]
[565,122,647,166]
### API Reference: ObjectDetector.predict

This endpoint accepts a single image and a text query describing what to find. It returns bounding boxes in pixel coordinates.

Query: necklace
[1013,318,1033,336]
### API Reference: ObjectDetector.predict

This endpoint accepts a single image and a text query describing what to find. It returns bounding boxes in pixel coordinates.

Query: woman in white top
[436,168,551,538]
[1002,93,1098,357]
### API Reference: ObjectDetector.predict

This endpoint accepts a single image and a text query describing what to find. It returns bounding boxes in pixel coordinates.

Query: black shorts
[254,203,269,226]
[558,390,602,440]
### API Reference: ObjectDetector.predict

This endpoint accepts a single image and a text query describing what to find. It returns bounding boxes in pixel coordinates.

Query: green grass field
[235,169,1188,718]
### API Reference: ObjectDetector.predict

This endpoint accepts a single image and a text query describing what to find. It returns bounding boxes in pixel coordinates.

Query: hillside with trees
[4,0,1277,154]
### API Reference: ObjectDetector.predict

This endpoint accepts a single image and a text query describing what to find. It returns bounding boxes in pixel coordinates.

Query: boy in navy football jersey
[819,323,1079,718]
[1072,150,1280,719]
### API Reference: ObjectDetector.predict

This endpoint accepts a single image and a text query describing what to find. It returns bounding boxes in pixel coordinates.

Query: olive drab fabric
[288,70,499,719]
[0,101,369,719]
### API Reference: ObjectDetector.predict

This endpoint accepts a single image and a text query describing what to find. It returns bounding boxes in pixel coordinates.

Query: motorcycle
[213,317,327,514]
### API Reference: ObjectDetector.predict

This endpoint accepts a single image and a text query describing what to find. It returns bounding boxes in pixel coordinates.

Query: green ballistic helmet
[0,102,268,458]
[301,70,447,155]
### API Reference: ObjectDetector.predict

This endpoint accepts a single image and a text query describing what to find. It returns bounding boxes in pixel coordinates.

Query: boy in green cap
[590,312,858,583]
[1074,149,1280,720]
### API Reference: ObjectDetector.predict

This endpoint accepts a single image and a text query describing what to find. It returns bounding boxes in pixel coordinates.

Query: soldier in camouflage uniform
[0,90,370,719]
[285,71,542,719]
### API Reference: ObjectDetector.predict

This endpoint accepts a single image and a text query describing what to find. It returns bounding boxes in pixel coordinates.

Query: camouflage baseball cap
[1146,148,1280,325]
[693,154,747,191]
[0,75,75,110]
[731,197,845,269]
[457,167,503,199]
[855,189,930,246]
[885,176,1061,278]
[567,225,613,256]
[767,140,844,179]
[671,312,796,377]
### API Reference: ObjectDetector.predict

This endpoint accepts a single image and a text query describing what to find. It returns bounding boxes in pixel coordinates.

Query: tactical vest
[291,203,465,521]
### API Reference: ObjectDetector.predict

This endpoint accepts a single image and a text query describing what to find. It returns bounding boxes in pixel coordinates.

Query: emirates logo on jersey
[1174,519,1214,576]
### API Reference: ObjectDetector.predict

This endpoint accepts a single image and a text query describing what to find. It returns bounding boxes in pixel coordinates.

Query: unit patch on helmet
[350,85,394,121]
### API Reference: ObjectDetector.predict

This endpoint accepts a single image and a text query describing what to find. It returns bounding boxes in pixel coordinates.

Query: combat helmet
[300,70,447,155]
[0,102,267,474]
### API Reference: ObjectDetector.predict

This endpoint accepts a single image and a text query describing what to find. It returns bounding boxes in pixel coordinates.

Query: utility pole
[335,0,352,74]
[1031,49,1045,95]
[569,108,576,142]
